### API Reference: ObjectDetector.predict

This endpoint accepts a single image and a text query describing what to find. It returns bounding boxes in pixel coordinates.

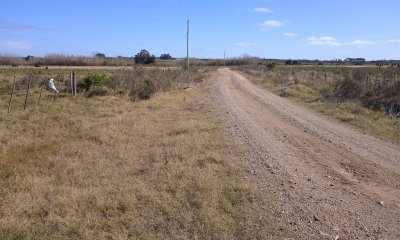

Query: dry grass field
[0,67,287,239]
[236,65,400,144]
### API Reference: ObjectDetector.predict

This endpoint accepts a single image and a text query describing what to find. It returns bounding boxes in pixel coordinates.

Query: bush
[265,61,277,70]
[333,78,363,100]
[129,79,156,101]
[80,74,109,91]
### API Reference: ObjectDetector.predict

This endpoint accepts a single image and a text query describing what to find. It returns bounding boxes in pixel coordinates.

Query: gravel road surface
[212,68,400,239]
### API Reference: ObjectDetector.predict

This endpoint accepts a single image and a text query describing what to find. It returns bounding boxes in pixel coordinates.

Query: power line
[177,0,187,18]
[170,32,188,56]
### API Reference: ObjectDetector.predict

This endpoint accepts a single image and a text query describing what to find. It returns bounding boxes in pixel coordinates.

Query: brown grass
[0,67,287,239]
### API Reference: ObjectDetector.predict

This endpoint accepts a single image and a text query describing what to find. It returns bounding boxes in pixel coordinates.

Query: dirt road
[212,68,400,239]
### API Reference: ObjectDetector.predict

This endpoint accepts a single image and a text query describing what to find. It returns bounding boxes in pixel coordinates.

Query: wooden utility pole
[24,73,33,110]
[224,51,226,66]
[186,19,189,68]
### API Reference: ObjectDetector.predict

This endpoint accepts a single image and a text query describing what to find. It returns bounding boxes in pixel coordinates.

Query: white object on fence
[47,78,59,94]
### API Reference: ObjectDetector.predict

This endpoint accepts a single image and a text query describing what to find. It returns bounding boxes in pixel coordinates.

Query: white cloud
[235,42,258,48]
[260,20,283,30]
[385,39,400,43]
[284,32,298,37]
[308,37,377,47]
[254,7,273,13]
[308,36,341,46]
[2,41,32,50]
[349,40,376,45]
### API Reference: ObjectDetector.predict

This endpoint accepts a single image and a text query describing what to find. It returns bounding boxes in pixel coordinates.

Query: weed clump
[333,78,363,100]
[85,86,111,98]
[80,74,109,91]
[128,79,156,101]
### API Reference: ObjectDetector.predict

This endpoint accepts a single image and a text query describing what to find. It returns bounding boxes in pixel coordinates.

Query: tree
[285,59,293,65]
[94,53,106,58]
[25,55,34,62]
[285,59,300,65]
[160,53,172,60]
[134,49,156,64]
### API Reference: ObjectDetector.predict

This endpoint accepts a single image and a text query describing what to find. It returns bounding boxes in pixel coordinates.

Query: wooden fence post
[70,71,73,96]
[23,73,33,111]
[8,76,16,113]
[73,71,77,96]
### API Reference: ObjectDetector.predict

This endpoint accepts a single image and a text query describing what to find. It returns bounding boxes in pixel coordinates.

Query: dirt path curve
[212,68,400,239]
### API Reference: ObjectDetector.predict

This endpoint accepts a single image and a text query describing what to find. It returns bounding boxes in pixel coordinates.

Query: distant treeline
[0,54,134,67]
[1,53,399,67]
[262,58,400,67]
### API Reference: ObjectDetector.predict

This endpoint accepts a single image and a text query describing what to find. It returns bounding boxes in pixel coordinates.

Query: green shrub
[80,74,109,91]
[265,61,277,70]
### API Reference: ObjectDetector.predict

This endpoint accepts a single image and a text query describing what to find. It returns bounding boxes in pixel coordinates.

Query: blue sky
[1,0,400,60]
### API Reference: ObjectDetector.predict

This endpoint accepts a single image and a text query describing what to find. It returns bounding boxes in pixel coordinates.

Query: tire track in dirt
[212,68,400,239]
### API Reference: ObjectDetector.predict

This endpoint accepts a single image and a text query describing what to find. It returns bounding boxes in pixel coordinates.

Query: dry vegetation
[235,65,400,144]
[0,67,286,239]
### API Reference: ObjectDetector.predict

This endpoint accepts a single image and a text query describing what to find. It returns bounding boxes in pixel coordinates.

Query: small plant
[265,61,277,70]
[81,74,109,91]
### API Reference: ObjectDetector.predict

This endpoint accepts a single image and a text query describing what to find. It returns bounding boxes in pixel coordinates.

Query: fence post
[8,76,16,113]
[70,71,73,96]
[73,71,77,96]
[23,73,33,111]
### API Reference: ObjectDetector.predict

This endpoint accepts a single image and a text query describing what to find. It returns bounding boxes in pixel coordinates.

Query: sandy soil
[211,68,400,239]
